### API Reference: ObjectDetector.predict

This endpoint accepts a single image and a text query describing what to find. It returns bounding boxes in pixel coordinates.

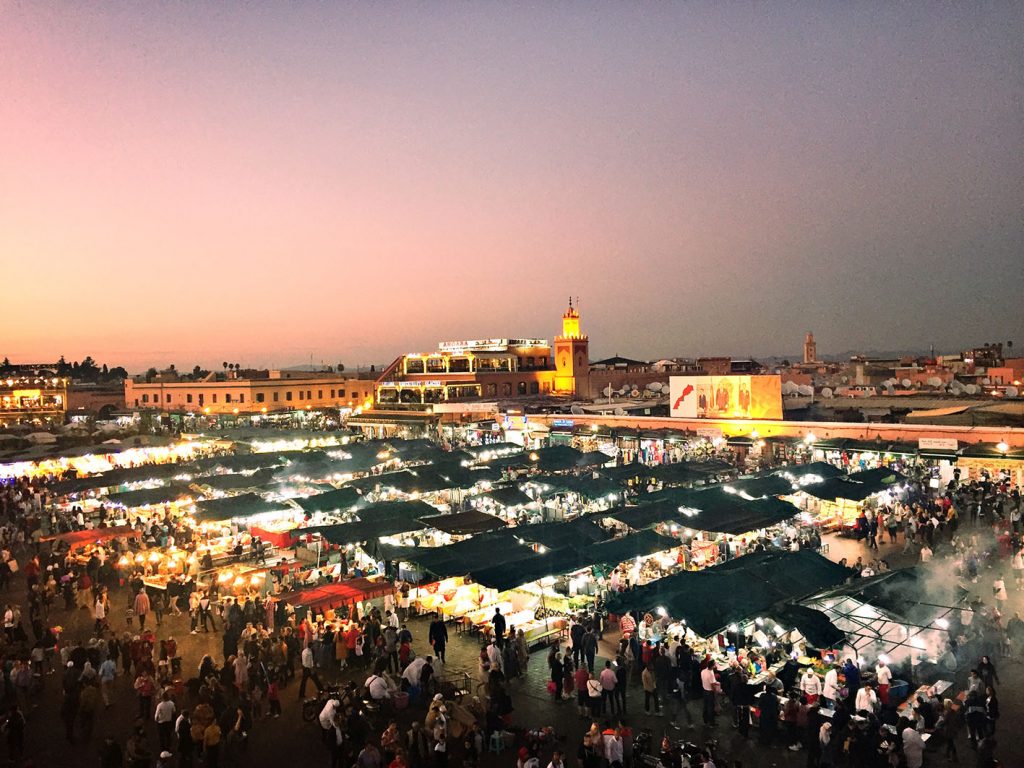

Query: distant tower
[803,332,817,364]
[554,298,589,397]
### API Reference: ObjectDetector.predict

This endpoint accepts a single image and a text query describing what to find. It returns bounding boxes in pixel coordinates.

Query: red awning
[277,577,394,611]
[43,525,140,549]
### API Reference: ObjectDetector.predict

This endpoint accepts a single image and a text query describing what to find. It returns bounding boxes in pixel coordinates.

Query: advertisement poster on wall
[669,375,783,420]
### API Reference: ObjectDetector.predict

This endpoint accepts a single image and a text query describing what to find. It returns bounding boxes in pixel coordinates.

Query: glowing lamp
[656,606,667,617]
[997,441,1009,453]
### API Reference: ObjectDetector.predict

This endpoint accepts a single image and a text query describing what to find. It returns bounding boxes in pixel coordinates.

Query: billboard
[669,375,783,420]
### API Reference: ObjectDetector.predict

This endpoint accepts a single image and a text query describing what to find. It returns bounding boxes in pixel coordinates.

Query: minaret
[803,332,817,364]
[554,298,589,396]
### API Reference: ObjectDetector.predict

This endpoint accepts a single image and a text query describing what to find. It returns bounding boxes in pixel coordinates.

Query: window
[187,394,193,404]
[198,394,204,406]
[529,382,539,394]
[517,382,527,395]
[142,394,149,403]
[318,390,323,399]
[285,392,292,402]
[134,399,139,406]
[166,394,172,403]
[256,393,264,403]
[485,383,497,397]
[502,383,512,397]
[273,392,279,402]
[225,393,232,403]
[306,390,312,400]
[339,389,345,397]
[330,389,335,398]
[298,391,303,401]
[239,394,244,403]
[212,394,217,403]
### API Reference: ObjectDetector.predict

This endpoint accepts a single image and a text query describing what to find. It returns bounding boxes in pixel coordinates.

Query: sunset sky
[2,3,1022,372]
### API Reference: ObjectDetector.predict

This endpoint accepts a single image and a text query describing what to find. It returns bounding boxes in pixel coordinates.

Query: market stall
[277,576,394,622]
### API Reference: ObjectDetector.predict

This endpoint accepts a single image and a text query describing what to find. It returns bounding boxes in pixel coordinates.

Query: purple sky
[2,3,1022,371]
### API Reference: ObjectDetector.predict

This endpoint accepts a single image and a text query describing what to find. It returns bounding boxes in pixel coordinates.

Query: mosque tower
[803,332,817,364]
[554,298,589,397]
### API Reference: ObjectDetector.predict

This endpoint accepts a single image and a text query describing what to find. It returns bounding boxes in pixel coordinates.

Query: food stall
[277,577,395,623]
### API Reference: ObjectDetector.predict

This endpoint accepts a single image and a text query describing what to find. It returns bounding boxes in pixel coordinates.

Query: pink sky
[2,4,1022,372]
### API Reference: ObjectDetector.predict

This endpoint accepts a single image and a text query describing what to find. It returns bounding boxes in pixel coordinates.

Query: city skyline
[3,3,1022,369]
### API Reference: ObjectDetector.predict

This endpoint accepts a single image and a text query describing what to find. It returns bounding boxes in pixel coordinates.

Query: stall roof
[193,468,278,491]
[512,517,612,549]
[770,603,846,649]
[318,516,427,546]
[605,550,851,636]
[106,482,194,508]
[721,475,794,498]
[477,486,534,509]
[491,445,589,472]
[642,488,801,535]
[193,493,288,522]
[647,463,706,486]
[605,502,681,530]
[589,529,678,565]
[277,577,394,611]
[379,531,538,579]
[774,462,844,482]
[419,510,507,535]
[293,487,367,515]
[522,474,623,501]
[344,469,453,495]
[806,567,967,625]
[798,478,883,502]
[845,467,906,486]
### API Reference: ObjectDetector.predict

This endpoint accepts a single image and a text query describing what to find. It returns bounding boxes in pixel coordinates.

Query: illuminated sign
[669,375,783,420]
[438,338,548,353]
[918,438,958,451]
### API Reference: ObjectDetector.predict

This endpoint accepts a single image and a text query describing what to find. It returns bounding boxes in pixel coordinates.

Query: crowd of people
[0,455,1021,768]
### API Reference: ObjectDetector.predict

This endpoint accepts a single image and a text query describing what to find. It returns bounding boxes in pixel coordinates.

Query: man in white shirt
[874,660,892,705]
[402,655,428,688]
[822,665,839,708]
[700,662,718,725]
[153,691,177,752]
[854,683,878,714]
[299,645,323,698]
[365,672,390,702]
[485,639,502,673]
[799,669,821,703]
[318,698,341,730]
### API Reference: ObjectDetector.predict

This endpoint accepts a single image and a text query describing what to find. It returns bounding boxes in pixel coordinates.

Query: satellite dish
[782,381,800,395]
[614,408,626,416]
[618,387,628,395]
[901,378,912,388]
[1006,386,1019,398]
[927,376,943,388]
[821,387,833,399]
[602,386,614,397]
[981,377,991,385]
[646,382,661,392]
[630,389,640,398]
[570,405,584,415]
[949,382,963,395]
[964,384,978,395]
[798,384,814,396]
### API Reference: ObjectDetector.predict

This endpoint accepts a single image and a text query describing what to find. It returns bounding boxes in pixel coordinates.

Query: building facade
[374,303,590,407]
[0,376,68,425]
[125,373,375,415]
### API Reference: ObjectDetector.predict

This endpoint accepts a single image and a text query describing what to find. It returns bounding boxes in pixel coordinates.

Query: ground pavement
[3,529,1022,767]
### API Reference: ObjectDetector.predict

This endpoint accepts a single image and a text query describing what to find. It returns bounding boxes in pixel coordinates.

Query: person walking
[641,663,660,714]
[700,660,717,725]
[154,690,176,752]
[134,588,151,632]
[428,614,448,665]
[299,644,323,698]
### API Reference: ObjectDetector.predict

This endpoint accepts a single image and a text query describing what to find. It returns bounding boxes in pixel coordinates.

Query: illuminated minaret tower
[554,298,589,397]
[803,331,817,364]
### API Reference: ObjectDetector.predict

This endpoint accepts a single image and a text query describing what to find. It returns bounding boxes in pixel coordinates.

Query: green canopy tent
[293,487,367,515]
[605,549,851,636]
[106,482,194,508]
[193,493,289,522]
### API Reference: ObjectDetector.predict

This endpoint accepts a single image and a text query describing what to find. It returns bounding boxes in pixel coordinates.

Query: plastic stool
[489,731,504,754]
